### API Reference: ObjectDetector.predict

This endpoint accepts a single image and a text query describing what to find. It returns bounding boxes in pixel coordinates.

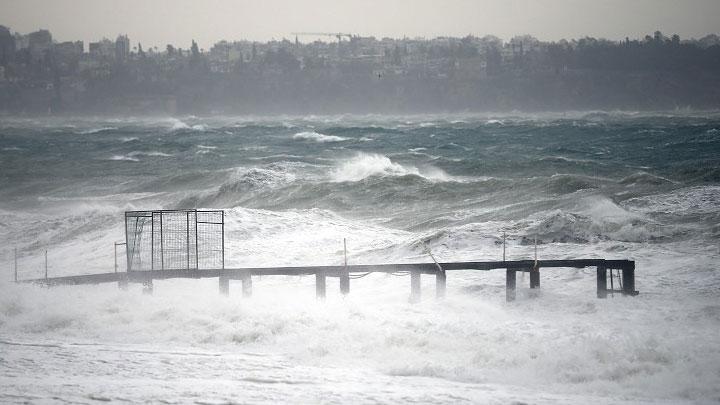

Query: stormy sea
[1,112,719,404]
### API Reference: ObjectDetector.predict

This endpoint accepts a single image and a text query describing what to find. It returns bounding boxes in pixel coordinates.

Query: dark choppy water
[1,113,719,233]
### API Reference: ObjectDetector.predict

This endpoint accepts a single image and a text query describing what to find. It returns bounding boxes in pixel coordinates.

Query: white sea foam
[523,196,678,243]
[107,155,140,162]
[195,145,219,155]
[331,153,452,182]
[1,241,719,403]
[293,131,348,143]
[624,185,720,216]
[1,201,719,403]
[129,151,173,157]
[168,118,190,130]
[167,119,207,131]
[104,151,172,161]
[79,127,118,135]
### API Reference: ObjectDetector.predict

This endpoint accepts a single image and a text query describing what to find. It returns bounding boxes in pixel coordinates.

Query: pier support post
[530,266,540,289]
[596,265,607,299]
[118,274,128,291]
[340,238,350,295]
[219,275,229,296]
[241,273,252,298]
[316,271,326,299]
[340,272,350,295]
[436,270,446,299]
[410,270,421,303]
[142,278,153,295]
[622,262,636,296]
[506,269,516,302]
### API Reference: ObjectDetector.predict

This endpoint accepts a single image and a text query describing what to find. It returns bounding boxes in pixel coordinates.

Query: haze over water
[1,112,719,403]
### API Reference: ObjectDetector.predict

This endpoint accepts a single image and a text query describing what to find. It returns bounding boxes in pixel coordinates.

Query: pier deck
[19,259,637,302]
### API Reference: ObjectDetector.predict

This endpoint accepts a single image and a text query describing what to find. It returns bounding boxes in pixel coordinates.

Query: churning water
[1,112,719,403]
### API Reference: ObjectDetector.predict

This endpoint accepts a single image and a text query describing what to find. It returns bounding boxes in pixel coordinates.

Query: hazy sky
[1,0,719,49]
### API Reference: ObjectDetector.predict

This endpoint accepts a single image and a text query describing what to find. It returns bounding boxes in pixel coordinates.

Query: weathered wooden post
[118,274,128,291]
[530,265,540,289]
[409,270,421,303]
[424,246,445,299]
[115,242,128,290]
[142,277,153,295]
[529,266,540,289]
[219,274,229,296]
[596,265,607,299]
[506,268,516,302]
[114,243,118,274]
[241,272,252,298]
[436,269,446,299]
[316,271,326,299]
[340,239,350,295]
[502,231,506,261]
[622,262,636,296]
[339,273,350,295]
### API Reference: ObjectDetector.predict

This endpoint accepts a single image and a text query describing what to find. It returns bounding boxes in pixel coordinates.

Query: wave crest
[332,153,452,182]
[526,199,675,243]
[178,167,295,208]
[79,127,118,135]
[619,172,673,186]
[293,131,347,143]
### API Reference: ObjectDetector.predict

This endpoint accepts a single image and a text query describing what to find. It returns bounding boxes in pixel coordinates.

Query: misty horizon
[2,0,720,50]
[2,23,719,115]
[4,25,720,52]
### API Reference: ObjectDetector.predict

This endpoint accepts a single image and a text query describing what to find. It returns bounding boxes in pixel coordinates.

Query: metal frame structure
[124,209,224,272]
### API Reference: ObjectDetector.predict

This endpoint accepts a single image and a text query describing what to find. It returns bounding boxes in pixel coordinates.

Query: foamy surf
[332,152,453,182]
[78,126,118,135]
[293,131,348,143]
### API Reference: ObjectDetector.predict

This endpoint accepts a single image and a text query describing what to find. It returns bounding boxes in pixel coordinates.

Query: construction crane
[291,32,357,43]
